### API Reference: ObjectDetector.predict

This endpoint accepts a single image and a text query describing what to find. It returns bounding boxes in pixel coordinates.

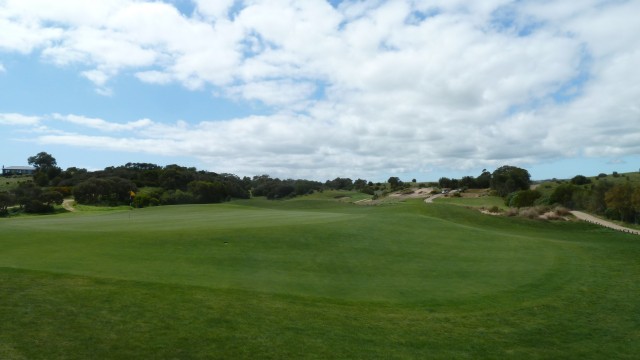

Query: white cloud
[135,70,173,85]
[194,0,236,20]
[2,1,640,178]
[0,113,42,126]
[0,63,5,73]
[52,114,153,132]
[227,80,316,107]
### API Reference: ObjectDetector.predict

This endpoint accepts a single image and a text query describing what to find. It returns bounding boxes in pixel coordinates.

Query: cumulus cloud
[1,0,639,178]
[0,113,42,126]
[52,114,154,132]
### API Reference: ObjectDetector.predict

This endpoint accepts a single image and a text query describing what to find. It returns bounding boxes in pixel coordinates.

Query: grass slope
[1,198,639,358]
[0,175,32,192]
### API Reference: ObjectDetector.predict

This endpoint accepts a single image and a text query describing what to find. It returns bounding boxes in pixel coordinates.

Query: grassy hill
[0,175,32,192]
[1,197,639,358]
[535,170,640,197]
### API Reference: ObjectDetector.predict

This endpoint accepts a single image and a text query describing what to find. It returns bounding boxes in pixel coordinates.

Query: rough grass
[1,198,639,358]
[434,194,508,210]
[0,175,32,192]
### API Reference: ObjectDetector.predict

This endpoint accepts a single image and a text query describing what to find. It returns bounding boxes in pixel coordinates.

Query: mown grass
[1,198,639,358]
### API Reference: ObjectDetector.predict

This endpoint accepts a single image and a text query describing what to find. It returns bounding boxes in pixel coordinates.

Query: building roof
[3,166,36,170]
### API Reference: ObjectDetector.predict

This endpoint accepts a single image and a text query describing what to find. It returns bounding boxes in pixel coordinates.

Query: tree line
[544,175,640,224]
[9,152,635,224]
[0,152,383,215]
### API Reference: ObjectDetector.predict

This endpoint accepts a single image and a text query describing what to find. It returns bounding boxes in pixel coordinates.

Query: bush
[133,193,160,208]
[554,206,571,216]
[604,208,620,220]
[161,190,195,205]
[51,186,73,197]
[507,190,542,208]
[520,207,540,219]
[505,208,519,217]
[570,175,591,185]
[24,199,53,213]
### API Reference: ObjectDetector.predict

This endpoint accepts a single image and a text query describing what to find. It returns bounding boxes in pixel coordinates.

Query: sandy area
[62,198,76,212]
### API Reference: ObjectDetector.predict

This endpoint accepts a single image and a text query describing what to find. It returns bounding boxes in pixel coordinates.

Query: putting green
[1,200,573,306]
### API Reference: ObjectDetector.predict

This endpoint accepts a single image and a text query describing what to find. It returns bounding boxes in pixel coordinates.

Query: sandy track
[62,198,76,212]
[424,193,444,203]
[571,211,640,235]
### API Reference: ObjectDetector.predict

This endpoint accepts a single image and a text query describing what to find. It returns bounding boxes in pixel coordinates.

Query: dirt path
[62,198,76,212]
[424,193,444,204]
[571,211,640,235]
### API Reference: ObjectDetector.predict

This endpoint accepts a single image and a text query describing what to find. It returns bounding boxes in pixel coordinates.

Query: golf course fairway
[1,197,639,359]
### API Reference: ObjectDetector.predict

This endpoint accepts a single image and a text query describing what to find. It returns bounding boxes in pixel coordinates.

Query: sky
[1,0,639,182]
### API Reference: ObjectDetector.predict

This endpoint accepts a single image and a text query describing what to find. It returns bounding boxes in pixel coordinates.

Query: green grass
[434,194,507,209]
[1,198,640,358]
[292,189,373,202]
[536,171,640,198]
[0,175,32,192]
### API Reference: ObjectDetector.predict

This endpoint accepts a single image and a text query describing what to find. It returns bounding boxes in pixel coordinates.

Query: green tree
[28,152,62,185]
[388,177,402,190]
[188,181,228,203]
[490,166,531,197]
[570,175,591,185]
[9,182,62,213]
[0,192,16,216]
[605,183,636,222]
[550,184,580,208]
[438,177,452,189]
[40,190,64,208]
[159,165,196,191]
[325,177,353,190]
[73,177,136,205]
[353,179,367,190]
[508,189,542,208]
[475,169,492,189]
[633,187,640,213]
[459,176,476,189]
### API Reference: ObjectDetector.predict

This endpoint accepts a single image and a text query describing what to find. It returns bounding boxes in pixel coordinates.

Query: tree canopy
[490,166,531,197]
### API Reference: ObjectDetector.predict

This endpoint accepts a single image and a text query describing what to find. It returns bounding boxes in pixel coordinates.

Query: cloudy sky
[1,0,639,181]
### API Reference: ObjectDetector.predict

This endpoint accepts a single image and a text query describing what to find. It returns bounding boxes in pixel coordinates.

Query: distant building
[2,166,36,176]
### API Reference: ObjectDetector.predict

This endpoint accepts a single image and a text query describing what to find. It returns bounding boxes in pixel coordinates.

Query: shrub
[133,193,160,208]
[520,207,540,219]
[161,190,195,205]
[24,199,53,213]
[507,189,542,208]
[505,208,519,217]
[488,206,501,213]
[570,175,591,185]
[51,186,73,197]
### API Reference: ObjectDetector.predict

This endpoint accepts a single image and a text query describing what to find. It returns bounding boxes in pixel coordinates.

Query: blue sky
[1,0,639,182]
